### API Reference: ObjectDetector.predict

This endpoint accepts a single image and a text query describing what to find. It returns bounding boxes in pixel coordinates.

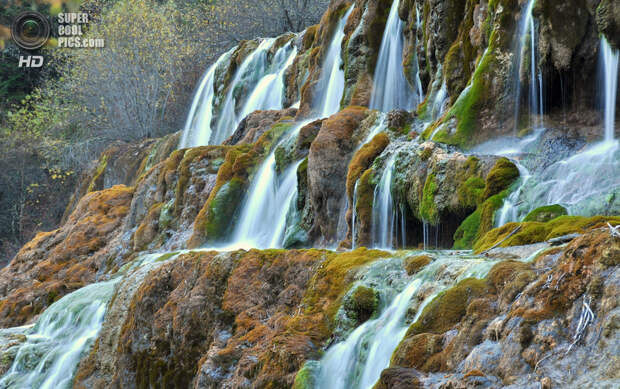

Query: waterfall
[229,121,309,249]
[0,279,119,389]
[351,180,360,249]
[315,6,354,118]
[314,251,510,389]
[240,42,298,119]
[348,114,389,248]
[370,0,419,111]
[371,154,398,249]
[601,37,619,142]
[211,38,277,145]
[179,50,233,148]
[513,0,543,130]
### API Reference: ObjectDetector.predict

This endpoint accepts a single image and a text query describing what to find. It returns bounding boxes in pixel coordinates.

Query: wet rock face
[225,108,298,145]
[0,185,134,327]
[307,106,370,243]
[384,228,620,388]
[596,0,620,49]
[71,248,388,389]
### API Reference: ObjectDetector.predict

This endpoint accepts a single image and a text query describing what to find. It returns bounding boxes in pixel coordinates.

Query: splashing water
[314,251,513,389]
[315,7,355,118]
[0,253,182,389]
[370,0,420,111]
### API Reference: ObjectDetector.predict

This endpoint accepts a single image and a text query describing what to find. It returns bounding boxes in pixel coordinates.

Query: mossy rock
[404,255,432,275]
[354,168,377,246]
[345,285,379,323]
[457,176,485,210]
[523,205,568,223]
[302,248,389,327]
[474,215,620,253]
[488,260,535,304]
[292,361,320,389]
[404,278,489,337]
[203,179,245,241]
[483,158,519,199]
[346,132,390,199]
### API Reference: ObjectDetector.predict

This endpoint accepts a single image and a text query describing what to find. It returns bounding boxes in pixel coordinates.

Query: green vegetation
[420,174,439,224]
[523,204,568,222]
[474,215,620,253]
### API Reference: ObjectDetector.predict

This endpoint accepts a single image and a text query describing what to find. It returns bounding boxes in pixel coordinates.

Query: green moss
[158,199,174,230]
[354,168,377,243]
[405,278,489,337]
[203,179,245,241]
[430,46,495,147]
[345,285,379,323]
[523,205,568,223]
[488,260,535,302]
[474,215,620,253]
[453,189,509,250]
[293,361,319,389]
[457,176,485,209]
[453,208,482,249]
[483,158,519,199]
[420,174,439,224]
[302,248,389,326]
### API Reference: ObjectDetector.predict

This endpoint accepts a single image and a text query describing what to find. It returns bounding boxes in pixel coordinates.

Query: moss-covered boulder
[344,285,379,323]
[404,255,432,275]
[307,106,370,243]
[523,204,568,223]
[482,158,520,200]
[453,158,520,249]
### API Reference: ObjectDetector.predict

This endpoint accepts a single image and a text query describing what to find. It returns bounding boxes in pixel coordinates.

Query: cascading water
[211,38,277,145]
[348,114,389,248]
[314,251,518,389]
[315,6,354,118]
[179,50,233,148]
[488,38,620,224]
[229,121,309,249]
[513,0,543,130]
[239,42,298,119]
[0,279,119,389]
[0,252,181,389]
[601,37,619,142]
[369,0,420,111]
[371,153,405,249]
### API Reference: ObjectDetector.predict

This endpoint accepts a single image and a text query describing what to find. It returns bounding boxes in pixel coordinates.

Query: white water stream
[370,0,420,111]
[315,7,354,118]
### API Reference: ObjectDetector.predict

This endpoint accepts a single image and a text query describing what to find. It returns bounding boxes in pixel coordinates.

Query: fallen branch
[481,225,522,255]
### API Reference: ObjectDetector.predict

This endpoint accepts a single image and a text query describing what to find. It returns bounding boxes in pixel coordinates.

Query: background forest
[0,0,328,263]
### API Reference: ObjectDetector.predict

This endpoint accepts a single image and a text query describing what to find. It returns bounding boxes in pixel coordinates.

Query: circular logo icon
[11,11,51,50]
